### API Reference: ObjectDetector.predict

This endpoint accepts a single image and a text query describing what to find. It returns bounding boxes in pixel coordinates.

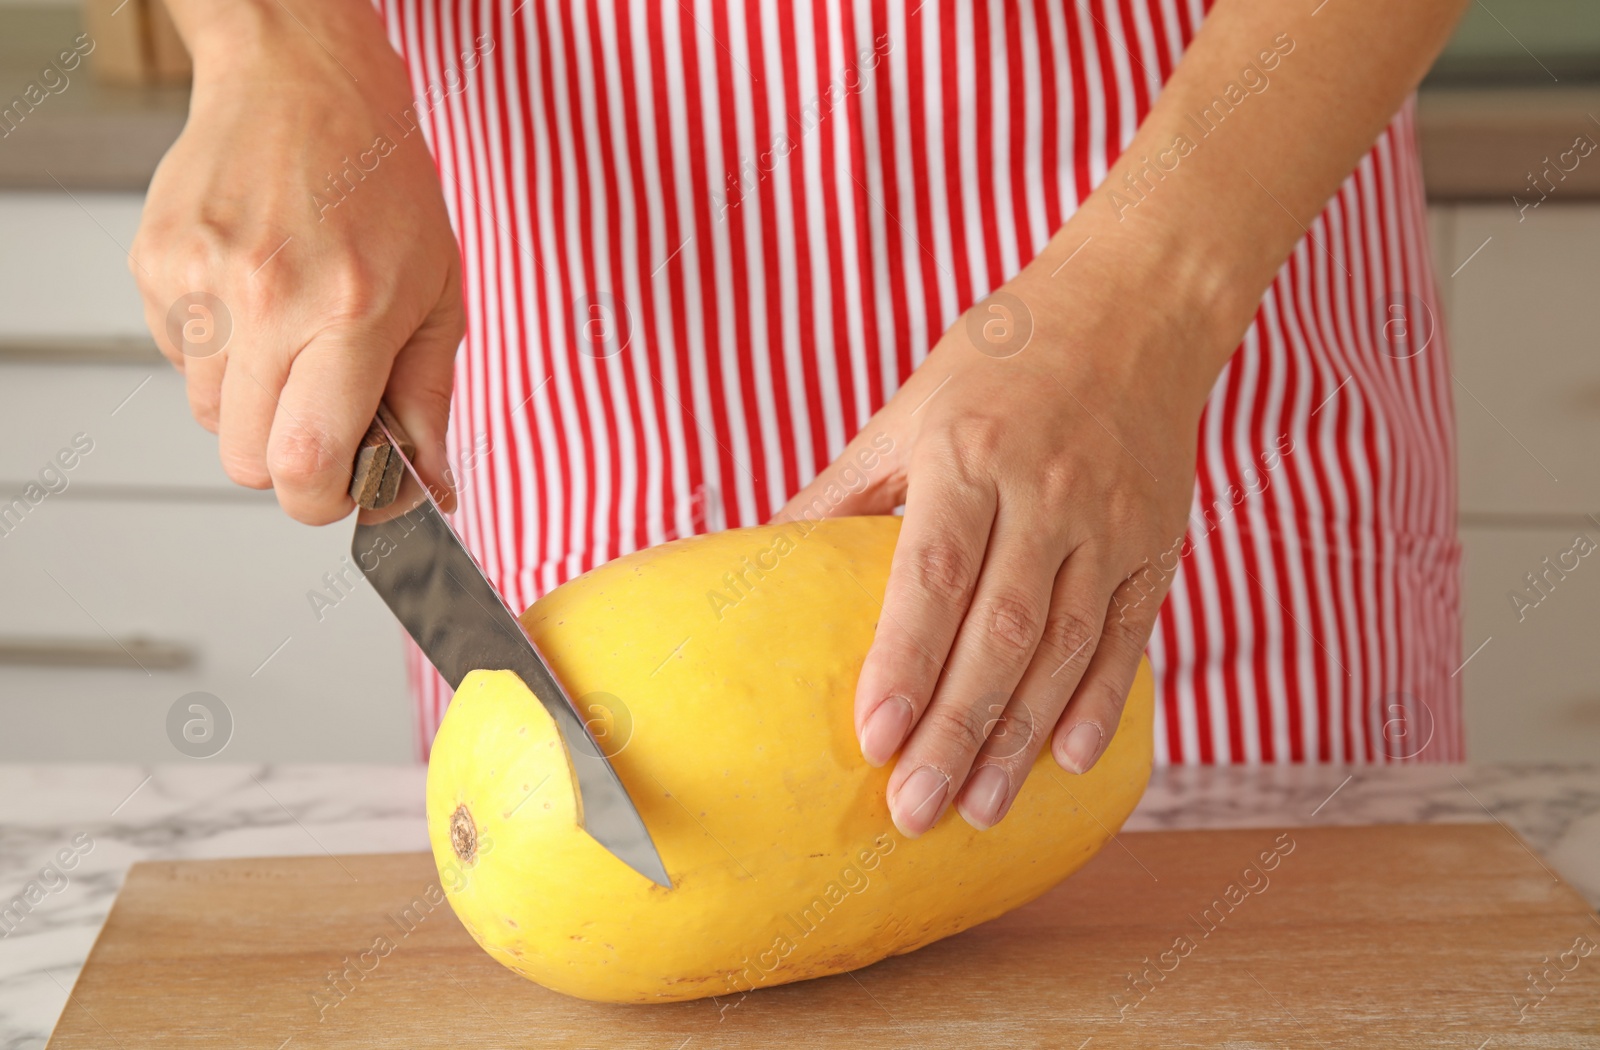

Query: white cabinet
[0,491,412,763]
[1439,202,1600,761]
[0,362,234,490]
[0,193,148,337]
[0,361,413,762]
[1443,204,1600,516]
[0,195,412,762]
[1458,524,1600,762]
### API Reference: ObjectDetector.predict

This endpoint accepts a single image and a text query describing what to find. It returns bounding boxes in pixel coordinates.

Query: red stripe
[1321,200,1368,763]
[644,0,707,524]
[937,0,974,311]
[583,0,646,561]
[689,5,747,526]
[466,0,511,598]
[612,0,680,549]
[1152,580,1181,763]
[1085,0,1121,169]
[1114,0,1153,122]
[440,4,496,600]
[1364,142,1403,760]
[489,1,533,597]
[520,0,568,591]
[1001,2,1032,261]
[1180,535,1214,764]
[970,0,1003,286]
[872,0,914,382]
[547,3,613,574]
[1262,290,1306,761]
[811,0,861,445]
[1233,343,1269,763]
[1149,0,1177,81]
[1062,1,1091,206]
[842,0,887,413]
[1336,188,1382,763]
[1032,0,1063,230]
[743,1,803,498]
[454,3,499,589]
[902,2,945,344]
[517,3,574,575]
[1289,249,1341,762]
[706,0,769,517]
[1176,0,1198,46]
[775,1,830,473]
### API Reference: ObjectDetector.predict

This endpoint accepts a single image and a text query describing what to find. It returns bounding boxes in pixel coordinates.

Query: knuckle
[1104,499,1147,538]
[908,542,976,604]
[939,418,1004,476]
[946,414,1003,454]
[1102,601,1156,649]
[152,327,185,370]
[176,247,222,297]
[1041,608,1100,668]
[982,704,1039,761]
[127,245,150,286]
[874,631,941,676]
[219,448,272,490]
[922,702,991,755]
[186,385,221,433]
[279,494,346,527]
[411,384,455,428]
[1088,676,1133,723]
[984,592,1041,655]
[323,261,385,322]
[435,299,467,345]
[128,226,169,285]
[1109,571,1165,634]
[267,425,342,487]
[1038,462,1076,504]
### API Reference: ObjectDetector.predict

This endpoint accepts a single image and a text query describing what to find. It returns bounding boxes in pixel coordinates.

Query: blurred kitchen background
[0,0,1596,764]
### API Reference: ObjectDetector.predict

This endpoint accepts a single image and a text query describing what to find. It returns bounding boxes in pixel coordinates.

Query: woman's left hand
[774,232,1219,836]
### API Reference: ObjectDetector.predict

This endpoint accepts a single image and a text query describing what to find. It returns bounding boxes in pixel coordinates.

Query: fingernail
[958,764,1011,831]
[859,697,913,767]
[891,766,950,837]
[1059,723,1103,774]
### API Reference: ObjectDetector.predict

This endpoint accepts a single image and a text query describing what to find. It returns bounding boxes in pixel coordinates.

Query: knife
[348,404,672,888]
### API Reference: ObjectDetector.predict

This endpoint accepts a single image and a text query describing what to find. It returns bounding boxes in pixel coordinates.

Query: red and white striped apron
[377,0,1463,764]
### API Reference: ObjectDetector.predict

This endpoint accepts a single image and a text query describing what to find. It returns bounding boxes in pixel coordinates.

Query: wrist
[1054,196,1260,340]
[170,0,403,92]
[1016,209,1247,420]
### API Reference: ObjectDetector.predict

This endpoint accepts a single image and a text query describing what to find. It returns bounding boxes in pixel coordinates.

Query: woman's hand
[776,230,1225,836]
[132,0,462,523]
[775,0,1469,836]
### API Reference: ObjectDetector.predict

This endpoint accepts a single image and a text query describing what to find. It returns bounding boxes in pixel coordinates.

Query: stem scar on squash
[451,804,478,863]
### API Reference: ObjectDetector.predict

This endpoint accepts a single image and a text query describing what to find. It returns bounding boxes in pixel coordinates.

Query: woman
[134,0,1466,837]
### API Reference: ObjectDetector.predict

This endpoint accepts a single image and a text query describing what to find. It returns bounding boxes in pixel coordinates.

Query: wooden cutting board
[47,824,1600,1049]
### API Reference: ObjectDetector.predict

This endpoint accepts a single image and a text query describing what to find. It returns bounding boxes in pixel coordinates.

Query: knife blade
[348,405,672,888]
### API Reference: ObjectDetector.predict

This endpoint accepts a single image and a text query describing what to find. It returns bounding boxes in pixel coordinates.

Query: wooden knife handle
[349,402,416,510]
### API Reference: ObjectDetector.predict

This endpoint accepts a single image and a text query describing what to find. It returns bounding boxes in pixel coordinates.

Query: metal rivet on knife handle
[349,402,418,510]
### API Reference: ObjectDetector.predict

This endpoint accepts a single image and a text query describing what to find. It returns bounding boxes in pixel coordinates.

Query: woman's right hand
[132,0,463,523]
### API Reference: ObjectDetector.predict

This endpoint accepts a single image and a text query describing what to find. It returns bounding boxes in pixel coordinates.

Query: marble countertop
[5,762,1599,1047]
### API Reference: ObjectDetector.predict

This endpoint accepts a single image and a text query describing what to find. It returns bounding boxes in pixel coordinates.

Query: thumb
[771,428,904,525]
[382,313,462,513]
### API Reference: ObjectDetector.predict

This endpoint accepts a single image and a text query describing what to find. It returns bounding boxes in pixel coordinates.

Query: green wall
[1430,0,1600,83]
